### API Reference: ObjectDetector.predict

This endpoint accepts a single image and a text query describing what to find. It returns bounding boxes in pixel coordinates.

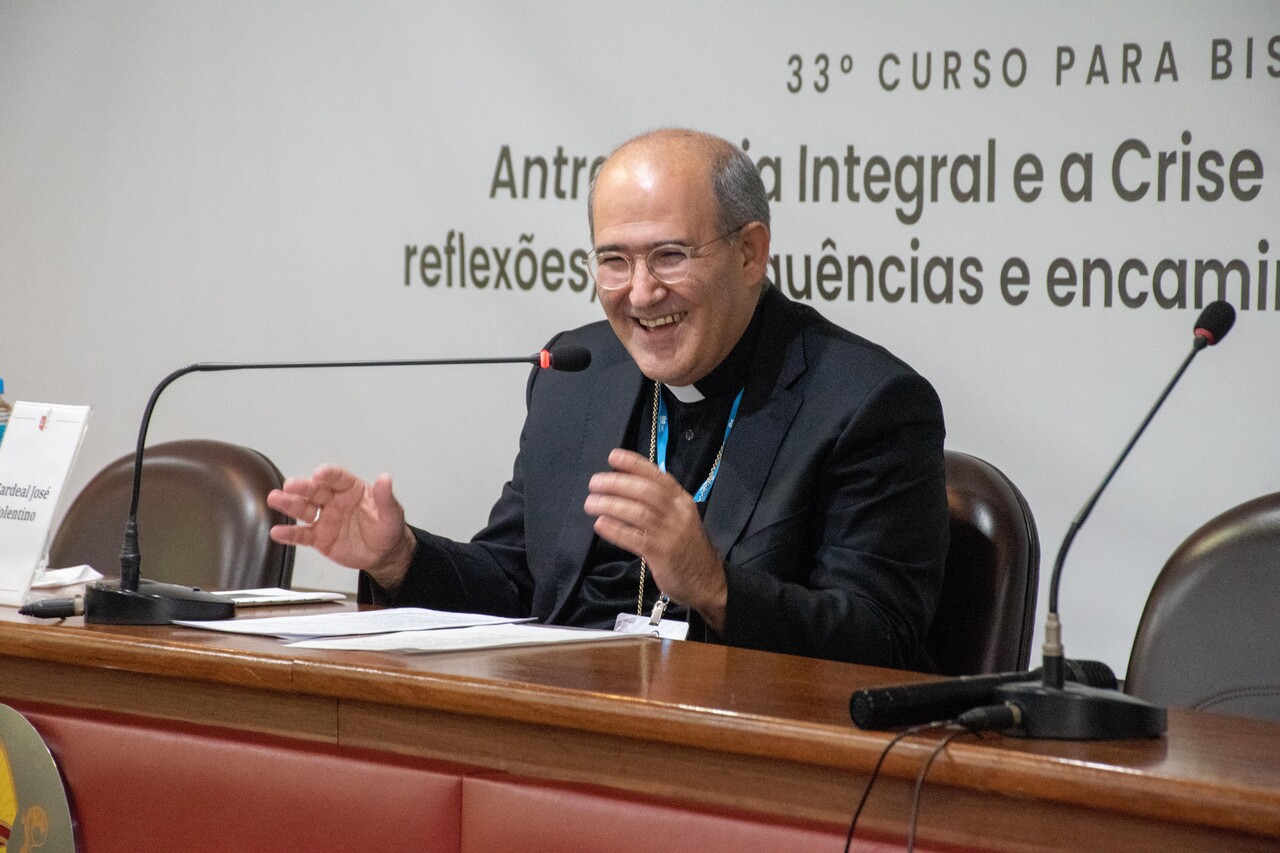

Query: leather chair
[47,438,294,591]
[926,450,1040,675]
[1125,492,1280,722]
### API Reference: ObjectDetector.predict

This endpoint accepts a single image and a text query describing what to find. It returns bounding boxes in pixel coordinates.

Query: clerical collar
[667,383,704,403]
[668,289,766,404]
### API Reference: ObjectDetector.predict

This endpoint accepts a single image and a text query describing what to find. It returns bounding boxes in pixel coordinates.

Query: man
[268,129,948,669]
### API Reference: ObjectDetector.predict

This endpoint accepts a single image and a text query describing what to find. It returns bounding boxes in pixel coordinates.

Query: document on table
[287,622,635,653]
[210,587,348,607]
[174,607,534,641]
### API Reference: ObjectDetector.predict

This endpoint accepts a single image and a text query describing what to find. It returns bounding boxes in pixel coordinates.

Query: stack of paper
[175,607,632,653]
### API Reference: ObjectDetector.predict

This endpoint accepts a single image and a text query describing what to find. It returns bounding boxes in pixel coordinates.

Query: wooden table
[2,603,1278,851]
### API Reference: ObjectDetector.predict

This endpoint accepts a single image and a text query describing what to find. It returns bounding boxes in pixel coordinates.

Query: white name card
[0,401,92,606]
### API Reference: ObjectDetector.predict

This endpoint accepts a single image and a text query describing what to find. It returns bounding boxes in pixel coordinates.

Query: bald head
[587,128,773,387]
[589,129,770,241]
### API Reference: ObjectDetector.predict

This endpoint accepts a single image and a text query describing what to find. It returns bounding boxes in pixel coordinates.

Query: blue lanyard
[655,387,744,504]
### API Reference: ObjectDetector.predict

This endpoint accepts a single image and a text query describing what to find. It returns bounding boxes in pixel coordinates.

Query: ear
[736,221,771,284]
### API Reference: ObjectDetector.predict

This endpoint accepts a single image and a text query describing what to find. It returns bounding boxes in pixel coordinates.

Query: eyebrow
[593,237,694,253]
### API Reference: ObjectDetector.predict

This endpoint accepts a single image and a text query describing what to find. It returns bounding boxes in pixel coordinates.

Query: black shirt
[559,300,764,629]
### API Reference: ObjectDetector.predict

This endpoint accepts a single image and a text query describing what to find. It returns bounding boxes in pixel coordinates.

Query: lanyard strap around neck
[636,381,743,616]
[655,385,744,503]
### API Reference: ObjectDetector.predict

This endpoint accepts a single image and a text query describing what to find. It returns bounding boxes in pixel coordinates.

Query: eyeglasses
[586,226,744,290]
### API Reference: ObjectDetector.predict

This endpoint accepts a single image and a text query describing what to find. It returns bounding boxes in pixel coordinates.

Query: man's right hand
[267,465,416,593]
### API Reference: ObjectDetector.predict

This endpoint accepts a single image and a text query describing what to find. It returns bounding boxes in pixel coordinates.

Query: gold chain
[637,381,659,615]
[635,381,730,616]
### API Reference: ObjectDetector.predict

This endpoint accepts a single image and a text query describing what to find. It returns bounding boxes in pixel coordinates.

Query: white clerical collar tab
[667,384,705,403]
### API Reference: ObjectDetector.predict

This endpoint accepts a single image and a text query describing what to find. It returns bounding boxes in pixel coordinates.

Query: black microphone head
[1193,300,1235,346]
[544,345,591,372]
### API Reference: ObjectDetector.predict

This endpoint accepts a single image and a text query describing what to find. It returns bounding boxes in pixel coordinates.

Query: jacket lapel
[547,356,645,621]
[702,290,807,555]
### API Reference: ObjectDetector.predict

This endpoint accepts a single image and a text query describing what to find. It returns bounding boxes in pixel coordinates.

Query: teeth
[639,312,686,329]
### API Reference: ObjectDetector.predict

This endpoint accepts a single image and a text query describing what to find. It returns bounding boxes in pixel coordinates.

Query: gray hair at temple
[587,129,771,242]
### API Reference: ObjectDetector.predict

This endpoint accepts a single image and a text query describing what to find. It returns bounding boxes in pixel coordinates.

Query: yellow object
[0,737,17,849]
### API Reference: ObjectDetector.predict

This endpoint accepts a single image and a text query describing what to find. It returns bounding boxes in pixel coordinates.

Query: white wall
[3,1,1277,674]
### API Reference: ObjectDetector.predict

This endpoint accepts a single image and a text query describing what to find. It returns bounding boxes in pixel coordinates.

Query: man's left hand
[584,448,727,632]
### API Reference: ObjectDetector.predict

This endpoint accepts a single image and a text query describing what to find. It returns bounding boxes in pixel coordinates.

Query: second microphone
[850,659,1118,729]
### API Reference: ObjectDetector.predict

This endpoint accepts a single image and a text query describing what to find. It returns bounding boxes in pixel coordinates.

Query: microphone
[996,301,1236,739]
[1192,300,1236,346]
[539,345,591,371]
[76,345,592,625]
[851,659,1116,729]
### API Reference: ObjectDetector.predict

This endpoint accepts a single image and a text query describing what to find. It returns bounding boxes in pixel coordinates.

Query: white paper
[0,401,92,606]
[210,587,348,607]
[288,622,635,653]
[174,606,534,640]
[29,565,103,589]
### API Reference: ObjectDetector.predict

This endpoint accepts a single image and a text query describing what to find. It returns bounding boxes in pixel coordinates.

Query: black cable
[845,704,1016,853]
[900,705,1018,850]
[843,720,946,853]
[955,701,1021,732]
[905,727,974,852]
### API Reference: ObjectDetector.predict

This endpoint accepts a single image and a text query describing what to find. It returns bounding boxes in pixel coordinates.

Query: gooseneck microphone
[996,300,1236,739]
[69,345,592,625]
[844,302,1235,737]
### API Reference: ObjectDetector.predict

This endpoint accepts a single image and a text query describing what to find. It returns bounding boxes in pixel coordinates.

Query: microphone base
[995,680,1166,740]
[84,578,236,625]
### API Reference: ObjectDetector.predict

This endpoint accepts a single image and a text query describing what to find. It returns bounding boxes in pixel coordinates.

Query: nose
[628,261,668,307]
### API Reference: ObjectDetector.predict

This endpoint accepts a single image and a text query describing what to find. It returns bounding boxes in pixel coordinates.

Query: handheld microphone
[851,659,1116,729]
[77,345,592,625]
[997,301,1235,739]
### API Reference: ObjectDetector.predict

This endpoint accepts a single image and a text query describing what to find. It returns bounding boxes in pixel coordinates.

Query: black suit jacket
[382,286,948,669]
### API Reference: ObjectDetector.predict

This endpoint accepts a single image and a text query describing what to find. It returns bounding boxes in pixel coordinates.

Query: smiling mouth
[638,312,687,329]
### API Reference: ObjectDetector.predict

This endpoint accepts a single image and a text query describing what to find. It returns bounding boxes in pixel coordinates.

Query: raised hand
[584,448,727,631]
[267,465,416,590]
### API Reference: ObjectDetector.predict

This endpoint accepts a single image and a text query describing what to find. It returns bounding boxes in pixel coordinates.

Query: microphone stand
[994,335,1220,739]
[84,352,572,625]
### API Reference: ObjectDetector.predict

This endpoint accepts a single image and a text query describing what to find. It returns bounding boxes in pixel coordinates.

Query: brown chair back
[48,438,294,591]
[926,450,1040,675]
[1125,492,1280,722]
